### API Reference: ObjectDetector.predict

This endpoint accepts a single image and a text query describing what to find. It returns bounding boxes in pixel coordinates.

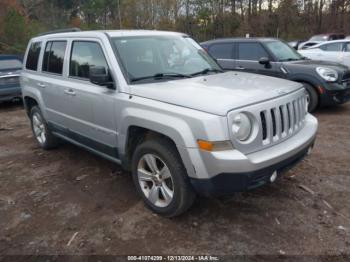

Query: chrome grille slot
[260,111,267,140]
[271,109,277,137]
[228,88,307,155]
[287,103,292,131]
[279,106,285,134]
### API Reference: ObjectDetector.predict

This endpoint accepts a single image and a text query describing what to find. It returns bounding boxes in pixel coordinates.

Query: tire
[303,83,319,112]
[30,106,58,149]
[131,138,196,217]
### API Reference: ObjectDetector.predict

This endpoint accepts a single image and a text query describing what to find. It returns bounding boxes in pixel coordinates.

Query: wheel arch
[119,112,197,178]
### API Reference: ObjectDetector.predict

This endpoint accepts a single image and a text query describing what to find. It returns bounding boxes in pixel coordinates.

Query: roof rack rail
[38,28,81,36]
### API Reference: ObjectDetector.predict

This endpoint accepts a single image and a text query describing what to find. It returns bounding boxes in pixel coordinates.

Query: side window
[345,43,350,52]
[237,43,268,61]
[208,43,234,59]
[323,43,343,52]
[26,42,41,71]
[42,41,67,74]
[69,41,108,79]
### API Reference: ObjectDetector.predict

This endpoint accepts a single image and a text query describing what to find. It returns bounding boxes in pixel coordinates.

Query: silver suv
[21,30,318,217]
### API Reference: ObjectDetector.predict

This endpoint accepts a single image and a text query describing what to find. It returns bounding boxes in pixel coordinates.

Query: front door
[64,40,118,159]
[235,42,283,78]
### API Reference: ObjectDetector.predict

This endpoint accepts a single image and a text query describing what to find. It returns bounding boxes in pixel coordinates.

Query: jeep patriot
[21,30,318,217]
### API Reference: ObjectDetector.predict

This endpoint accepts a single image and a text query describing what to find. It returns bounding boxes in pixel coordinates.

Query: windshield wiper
[190,68,223,76]
[130,72,191,83]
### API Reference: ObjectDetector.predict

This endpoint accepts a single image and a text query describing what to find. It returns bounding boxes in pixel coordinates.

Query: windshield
[112,35,221,83]
[265,41,303,61]
[0,59,22,70]
[310,35,327,41]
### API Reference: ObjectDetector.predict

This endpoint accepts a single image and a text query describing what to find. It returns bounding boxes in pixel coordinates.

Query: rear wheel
[131,138,196,217]
[303,83,319,112]
[30,106,58,149]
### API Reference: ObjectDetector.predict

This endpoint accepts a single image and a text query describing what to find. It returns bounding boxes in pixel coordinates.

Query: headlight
[232,113,252,141]
[316,67,338,82]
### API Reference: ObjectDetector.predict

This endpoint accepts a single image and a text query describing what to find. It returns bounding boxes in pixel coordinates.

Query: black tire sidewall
[303,83,319,112]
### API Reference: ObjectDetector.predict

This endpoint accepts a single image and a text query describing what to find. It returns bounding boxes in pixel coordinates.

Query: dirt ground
[0,101,349,259]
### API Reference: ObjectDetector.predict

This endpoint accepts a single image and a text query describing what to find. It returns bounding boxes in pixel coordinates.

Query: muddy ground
[0,101,349,259]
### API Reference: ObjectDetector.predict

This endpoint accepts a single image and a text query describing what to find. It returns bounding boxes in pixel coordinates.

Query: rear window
[26,42,41,71]
[208,43,234,59]
[42,41,67,75]
[0,59,22,70]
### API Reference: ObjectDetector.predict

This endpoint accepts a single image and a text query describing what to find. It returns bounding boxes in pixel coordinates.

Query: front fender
[119,107,198,177]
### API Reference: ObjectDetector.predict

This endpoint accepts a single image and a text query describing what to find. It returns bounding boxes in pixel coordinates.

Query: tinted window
[70,41,108,79]
[42,41,67,74]
[26,42,41,70]
[208,43,233,59]
[0,59,22,70]
[323,43,343,51]
[237,42,268,61]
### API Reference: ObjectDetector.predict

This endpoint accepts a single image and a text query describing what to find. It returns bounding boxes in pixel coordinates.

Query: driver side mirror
[89,66,114,89]
[259,57,271,68]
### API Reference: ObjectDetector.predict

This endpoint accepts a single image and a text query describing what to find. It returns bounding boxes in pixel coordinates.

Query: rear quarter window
[26,42,42,71]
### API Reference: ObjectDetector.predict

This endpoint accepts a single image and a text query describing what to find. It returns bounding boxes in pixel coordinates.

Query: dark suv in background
[201,38,350,112]
[0,55,22,103]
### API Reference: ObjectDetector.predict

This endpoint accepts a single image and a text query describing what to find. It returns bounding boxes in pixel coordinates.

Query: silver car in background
[21,30,318,217]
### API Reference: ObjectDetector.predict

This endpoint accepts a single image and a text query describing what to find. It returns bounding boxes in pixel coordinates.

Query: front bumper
[187,114,318,196]
[0,86,22,102]
[320,82,350,106]
[190,138,314,197]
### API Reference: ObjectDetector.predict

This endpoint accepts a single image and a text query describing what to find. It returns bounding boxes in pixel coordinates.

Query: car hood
[130,72,303,116]
[284,59,348,72]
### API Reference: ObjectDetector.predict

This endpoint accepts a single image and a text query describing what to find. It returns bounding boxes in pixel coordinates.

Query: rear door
[207,42,235,70]
[38,40,70,128]
[235,42,282,77]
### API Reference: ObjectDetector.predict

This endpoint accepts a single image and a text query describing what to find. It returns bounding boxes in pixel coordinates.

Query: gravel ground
[0,101,349,259]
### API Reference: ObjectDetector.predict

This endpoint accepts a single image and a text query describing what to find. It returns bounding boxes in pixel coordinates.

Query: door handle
[235,66,245,70]
[64,89,76,96]
[37,83,46,88]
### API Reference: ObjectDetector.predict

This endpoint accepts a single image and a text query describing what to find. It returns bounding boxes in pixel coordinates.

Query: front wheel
[131,138,196,217]
[303,83,319,112]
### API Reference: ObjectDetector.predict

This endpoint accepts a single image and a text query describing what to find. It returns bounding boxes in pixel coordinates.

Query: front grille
[259,95,307,146]
[228,88,307,155]
[0,76,20,87]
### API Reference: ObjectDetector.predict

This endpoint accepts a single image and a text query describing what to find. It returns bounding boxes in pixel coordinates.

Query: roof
[31,30,186,41]
[201,37,278,45]
[311,38,350,47]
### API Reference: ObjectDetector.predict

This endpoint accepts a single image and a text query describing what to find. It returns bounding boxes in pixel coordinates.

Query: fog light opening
[270,171,278,183]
